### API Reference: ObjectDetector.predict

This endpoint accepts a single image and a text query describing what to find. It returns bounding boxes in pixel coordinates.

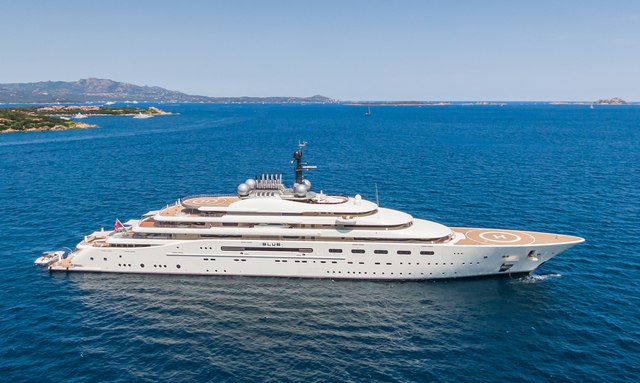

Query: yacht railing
[181,194,237,201]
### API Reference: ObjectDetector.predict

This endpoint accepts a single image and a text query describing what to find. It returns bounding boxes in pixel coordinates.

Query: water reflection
[50,273,562,381]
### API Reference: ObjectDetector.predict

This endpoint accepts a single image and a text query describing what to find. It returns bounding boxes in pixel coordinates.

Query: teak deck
[452,227,583,246]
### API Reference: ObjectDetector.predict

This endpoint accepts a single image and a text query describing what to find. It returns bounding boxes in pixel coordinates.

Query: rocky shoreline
[1,122,97,134]
[0,106,169,133]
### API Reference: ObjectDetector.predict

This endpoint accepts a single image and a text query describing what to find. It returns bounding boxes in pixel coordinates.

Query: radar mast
[292,141,316,185]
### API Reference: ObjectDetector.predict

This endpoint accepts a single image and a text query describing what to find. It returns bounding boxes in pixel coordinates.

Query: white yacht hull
[49,234,580,280]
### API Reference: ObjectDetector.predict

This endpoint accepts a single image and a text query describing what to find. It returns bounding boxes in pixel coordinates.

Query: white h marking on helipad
[478,231,523,243]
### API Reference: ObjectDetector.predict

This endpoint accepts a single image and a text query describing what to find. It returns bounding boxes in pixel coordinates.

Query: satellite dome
[302,179,311,190]
[245,178,257,190]
[237,183,250,196]
[294,183,308,197]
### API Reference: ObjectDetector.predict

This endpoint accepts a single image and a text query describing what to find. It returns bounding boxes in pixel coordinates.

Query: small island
[593,97,628,105]
[550,97,632,105]
[0,106,170,133]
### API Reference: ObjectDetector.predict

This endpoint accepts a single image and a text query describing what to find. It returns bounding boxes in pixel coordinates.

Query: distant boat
[364,106,371,117]
[133,112,153,119]
[73,113,87,119]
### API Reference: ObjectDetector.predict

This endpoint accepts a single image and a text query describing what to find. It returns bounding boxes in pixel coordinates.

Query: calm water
[0,104,638,382]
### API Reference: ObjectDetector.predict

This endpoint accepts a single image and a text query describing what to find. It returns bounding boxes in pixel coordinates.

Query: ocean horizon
[0,103,638,382]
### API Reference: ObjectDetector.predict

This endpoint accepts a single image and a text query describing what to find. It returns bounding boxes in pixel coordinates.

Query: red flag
[114,219,123,232]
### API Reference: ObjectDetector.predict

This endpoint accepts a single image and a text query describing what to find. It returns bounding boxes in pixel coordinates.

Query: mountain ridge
[0,78,337,104]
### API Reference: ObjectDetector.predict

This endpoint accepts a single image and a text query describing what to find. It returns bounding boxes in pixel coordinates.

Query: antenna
[375,183,379,206]
[291,141,316,185]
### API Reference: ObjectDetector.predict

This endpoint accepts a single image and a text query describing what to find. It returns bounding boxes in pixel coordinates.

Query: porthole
[140,264,144,268]
[90,257,94,261]
[176,265,181,269]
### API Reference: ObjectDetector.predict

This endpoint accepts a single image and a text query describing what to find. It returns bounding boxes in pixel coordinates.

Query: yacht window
[374,250,388,254]
[397,250,411,255]
[221,246,313,253]
[329,249,343,253]
[420,251,435,255]
[351,249,365,254]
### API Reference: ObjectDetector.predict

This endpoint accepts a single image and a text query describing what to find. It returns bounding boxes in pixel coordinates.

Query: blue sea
[0,104,638,382]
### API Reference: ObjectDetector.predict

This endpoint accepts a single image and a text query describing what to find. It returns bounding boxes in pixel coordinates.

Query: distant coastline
[0,106,169,133]
[0,78,338,104]
[0,78,637,106]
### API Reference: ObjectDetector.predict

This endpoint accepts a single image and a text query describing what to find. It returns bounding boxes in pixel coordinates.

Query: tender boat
[34,251,65,266]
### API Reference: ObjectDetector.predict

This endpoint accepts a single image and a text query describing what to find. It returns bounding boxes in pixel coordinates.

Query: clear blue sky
[1,0,638,101]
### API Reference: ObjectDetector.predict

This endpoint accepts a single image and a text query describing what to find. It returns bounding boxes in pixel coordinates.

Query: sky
[0,0,638,101]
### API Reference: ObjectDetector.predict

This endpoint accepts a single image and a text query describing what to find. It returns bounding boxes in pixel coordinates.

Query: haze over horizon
[1,0,638,101]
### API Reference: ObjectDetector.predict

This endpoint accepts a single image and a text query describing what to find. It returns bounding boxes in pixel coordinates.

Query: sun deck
[452,227,584,246]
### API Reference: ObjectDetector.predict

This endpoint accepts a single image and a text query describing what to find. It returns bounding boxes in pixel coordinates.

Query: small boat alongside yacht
[34,251,65,266]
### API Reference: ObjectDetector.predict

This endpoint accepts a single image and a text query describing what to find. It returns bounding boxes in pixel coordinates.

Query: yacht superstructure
[45,144,584,280]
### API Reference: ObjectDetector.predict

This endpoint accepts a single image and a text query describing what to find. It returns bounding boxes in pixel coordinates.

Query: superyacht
[43,143,584,280]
